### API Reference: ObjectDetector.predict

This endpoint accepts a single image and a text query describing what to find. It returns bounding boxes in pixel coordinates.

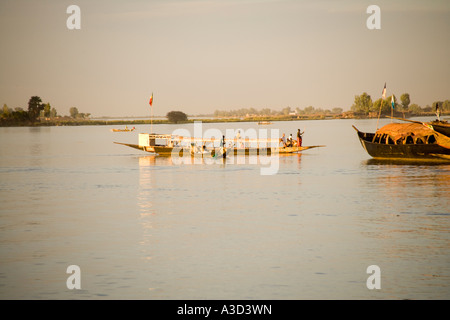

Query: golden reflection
[137,156,158,262]
[367,166,449,201]
[137,156,160,216]
[136,153,295,167]
[135,152,304,256]
[138,155,157,167]
[358,160,450,269]
[277,152,303,169]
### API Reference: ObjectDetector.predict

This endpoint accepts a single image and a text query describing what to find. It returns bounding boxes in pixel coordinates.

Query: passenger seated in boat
[286,134,293,147]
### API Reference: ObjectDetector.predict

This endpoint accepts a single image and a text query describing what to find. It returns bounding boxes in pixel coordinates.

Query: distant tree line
[69,107,91,119]
[212,93,449,118]
[351,92,450,116]
[213,106,344,118]
[0,96,90,125]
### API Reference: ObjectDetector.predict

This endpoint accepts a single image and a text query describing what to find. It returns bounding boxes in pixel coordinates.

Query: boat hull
[111,129,135,132]
[354,127,450,160]
[114,142,323,157]
[430,122,450,137]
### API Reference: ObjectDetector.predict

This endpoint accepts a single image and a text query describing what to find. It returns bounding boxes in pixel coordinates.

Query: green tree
[400,93,410,111]
[373,98,391,115]
[9,107,29,122]
[50,107,58,118]
[386,95,399,112]
[281,106,291,116]
[432,101,443,113]
[1,104,11,118]
[442,100,450,112]
[78,112,90,119]
[304,106,315,114]
[28,96,43,122]
[423,105,432,112]
[351,92,373,115]
[260,108,271,116]
[69,107,79,118]
[315,107,325,114]
[408,103,422,115]
[43,103,51,118]
[248,107,257,115]
[166,111,188,123]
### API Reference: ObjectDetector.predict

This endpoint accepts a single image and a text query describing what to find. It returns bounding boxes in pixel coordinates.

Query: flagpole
[376,100,382,130]
[376,83,386,130]
[391,100,393,123]
[149,92,153,134]
[391,95,394,123]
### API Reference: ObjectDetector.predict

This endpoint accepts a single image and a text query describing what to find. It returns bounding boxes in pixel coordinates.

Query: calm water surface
[0,118,449,299]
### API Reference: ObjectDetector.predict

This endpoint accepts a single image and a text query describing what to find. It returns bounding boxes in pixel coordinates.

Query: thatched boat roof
[375,123,434,141]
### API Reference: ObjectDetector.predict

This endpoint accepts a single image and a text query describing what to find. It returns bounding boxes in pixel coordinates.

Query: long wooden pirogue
[115,133,324,157]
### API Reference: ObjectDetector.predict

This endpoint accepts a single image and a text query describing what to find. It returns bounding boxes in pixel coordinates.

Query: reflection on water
[137,159,155,263]
[0,120,449,299]
[136,153,294,175]
[360,158,450,215]
[364,158,450,167]
[356,157,450,299]
[138,157,156,217]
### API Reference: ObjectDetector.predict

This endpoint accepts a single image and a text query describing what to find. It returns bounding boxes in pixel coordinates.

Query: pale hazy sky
[1,0,449,117]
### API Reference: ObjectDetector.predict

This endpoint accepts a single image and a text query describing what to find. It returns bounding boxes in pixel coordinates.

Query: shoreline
[0,112,447,128]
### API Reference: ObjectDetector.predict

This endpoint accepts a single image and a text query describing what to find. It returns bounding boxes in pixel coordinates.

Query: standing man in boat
[297,128,304,147]
[280,133,287,147]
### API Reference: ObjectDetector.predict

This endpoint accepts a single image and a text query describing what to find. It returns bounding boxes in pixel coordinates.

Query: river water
[0,117,449,299]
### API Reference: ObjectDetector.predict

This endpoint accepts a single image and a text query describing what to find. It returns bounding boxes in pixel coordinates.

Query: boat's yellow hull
[114,142,324,157]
